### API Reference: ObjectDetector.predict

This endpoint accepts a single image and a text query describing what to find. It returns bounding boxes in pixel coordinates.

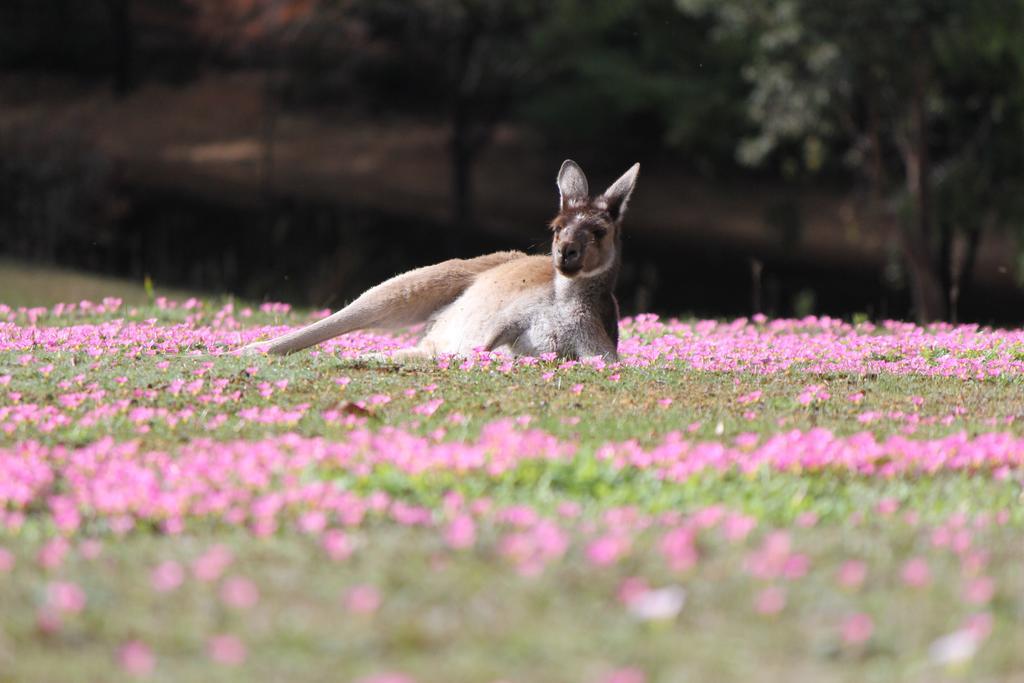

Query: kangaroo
[241,159,639,361]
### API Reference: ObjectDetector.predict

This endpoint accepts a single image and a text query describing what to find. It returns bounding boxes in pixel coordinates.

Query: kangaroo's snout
[557,245,583,274]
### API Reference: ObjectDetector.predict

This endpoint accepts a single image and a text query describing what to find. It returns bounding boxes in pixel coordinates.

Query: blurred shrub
[0,126,120,262]
[0,0,200,87]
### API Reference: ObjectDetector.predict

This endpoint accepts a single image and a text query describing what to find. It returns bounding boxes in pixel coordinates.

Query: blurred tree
[680,0,1024,322]
[523,0,749,174]
[0,126,117,264]
[283,0,745,247]
[187,0,317,58]
[186,0,319,191]
[0,0,198,92]
[318,0,549,246]
[103,0,136,94]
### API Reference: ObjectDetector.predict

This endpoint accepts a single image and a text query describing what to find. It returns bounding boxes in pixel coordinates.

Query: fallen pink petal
[208,634,247,666]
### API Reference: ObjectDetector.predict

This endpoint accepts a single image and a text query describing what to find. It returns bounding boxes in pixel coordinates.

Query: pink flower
[616,576,650,605]
[47,581,87,614]
[220,576,260,609]
[734,432,759,449]
[659,527,697,571]
[598,667,646,683]
[722,514,756,542]
[78,539,103,560]
[960,550,989,576]
[208,634,247,665]
[118,640,156,677]
[795,512,818,527]
[963,611,994,640]
[0,548,13,573]
[354,674,417,683]
[192,545,233,582]
[876,498,899,516]
[837,560,867,590]
[150,561,185,593]
[841,613,874,645]
[557,501,581,518]
[736,390,762,405]
[37,538,69,570]
[298,510,327,535]
[782,553,810,580]
[755,586,786,615]
[345,585,381,614]
[323,530,353,561]
[36,607,62,635]
[413,398,444,416]
[444,515,476,550]
[586,535,630,567]
[901,557,931,588]
[963,576,995,605]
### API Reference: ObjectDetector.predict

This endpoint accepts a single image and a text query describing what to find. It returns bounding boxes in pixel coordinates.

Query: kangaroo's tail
[242,251,525,355]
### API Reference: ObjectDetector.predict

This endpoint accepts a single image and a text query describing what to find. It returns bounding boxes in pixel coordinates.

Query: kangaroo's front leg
[573,330,619,362]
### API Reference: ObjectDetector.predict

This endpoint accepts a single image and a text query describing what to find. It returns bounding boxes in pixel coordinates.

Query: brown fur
[549,207,620,279]
[241,160,638,360]
[473,254,554,292]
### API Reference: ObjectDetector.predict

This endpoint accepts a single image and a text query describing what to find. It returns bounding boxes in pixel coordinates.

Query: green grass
[1,302,1023,683]
[0,259,195,307]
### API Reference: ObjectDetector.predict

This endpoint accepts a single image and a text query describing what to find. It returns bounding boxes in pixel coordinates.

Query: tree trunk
[899,47,947,323]
[450,96,473,237]
[262,69,278,197]
[750,258,763,315]
[949,225,983,324]
[899,219,946,323]
[105,0,134,96]
[447,17,481,257]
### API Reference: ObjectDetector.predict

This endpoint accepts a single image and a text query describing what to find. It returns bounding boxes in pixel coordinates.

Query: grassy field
[1,298,1022,682]
[0,260,195,308]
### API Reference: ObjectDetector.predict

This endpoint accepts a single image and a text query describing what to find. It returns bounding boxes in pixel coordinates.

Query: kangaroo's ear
[557,159,589,211]
[601,163,640,222]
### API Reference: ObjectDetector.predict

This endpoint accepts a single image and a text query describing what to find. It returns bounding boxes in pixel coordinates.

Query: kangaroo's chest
[423,254,615,358]
[426,286,591,356]
[511,298,593,356]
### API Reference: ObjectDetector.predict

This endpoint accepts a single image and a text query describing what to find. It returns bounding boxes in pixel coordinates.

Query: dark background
[2,0,1024,322]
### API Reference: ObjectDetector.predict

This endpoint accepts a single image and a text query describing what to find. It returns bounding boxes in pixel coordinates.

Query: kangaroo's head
[551,160,639,279]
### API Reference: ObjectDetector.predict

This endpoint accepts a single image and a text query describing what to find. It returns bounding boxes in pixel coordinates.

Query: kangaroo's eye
[593,228,607,239]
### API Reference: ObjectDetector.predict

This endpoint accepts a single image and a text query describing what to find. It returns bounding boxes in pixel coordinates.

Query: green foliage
[295,0,548,115]
[297,0,751,170]
[680,0,1024,320]
[679,0,1024,212]
[522,0,749,166]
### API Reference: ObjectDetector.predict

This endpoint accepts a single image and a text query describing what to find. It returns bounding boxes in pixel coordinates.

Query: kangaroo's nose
[560,246,580,265]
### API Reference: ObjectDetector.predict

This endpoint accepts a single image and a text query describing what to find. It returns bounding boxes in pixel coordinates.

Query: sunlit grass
[1,300,1022,682]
